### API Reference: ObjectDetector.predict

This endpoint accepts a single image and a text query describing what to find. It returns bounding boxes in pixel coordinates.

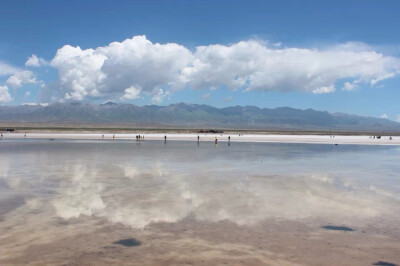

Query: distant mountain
[0,102,399,132]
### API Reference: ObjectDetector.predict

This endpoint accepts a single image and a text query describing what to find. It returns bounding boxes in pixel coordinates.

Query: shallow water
[1,139,400,265]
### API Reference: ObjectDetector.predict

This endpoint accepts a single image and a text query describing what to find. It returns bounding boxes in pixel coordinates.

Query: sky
[0,0,400,121]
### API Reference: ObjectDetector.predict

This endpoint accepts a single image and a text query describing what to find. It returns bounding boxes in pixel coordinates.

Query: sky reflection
[1,140,400,229]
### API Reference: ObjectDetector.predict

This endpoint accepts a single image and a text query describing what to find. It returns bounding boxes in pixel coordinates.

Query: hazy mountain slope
[0,102,399,131]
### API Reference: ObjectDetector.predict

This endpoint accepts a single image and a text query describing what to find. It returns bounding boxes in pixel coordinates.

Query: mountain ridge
[0,102,399,132]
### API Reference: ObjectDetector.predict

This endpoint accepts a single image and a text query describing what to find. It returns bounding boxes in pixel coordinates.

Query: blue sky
[0,0,400,121]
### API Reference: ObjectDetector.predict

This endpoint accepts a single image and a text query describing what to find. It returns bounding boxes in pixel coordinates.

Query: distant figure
[0,133,2,138]
[24,133,26,138]
[215,137,218,145]
[228,136,231,141]
[164,135,167,141]
[197,135,200,141]
[142,135,144,140]
[113,134,115,140]
[102,134,104,138]
[390,136,393,140]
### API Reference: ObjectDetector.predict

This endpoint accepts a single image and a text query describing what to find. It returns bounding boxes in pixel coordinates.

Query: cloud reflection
[49,162,399,229]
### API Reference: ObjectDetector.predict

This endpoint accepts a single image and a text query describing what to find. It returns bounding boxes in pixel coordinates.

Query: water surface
[1,139,399,265]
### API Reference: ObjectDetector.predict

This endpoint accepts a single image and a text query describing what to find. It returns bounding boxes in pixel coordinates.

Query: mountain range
[0,102,399,132]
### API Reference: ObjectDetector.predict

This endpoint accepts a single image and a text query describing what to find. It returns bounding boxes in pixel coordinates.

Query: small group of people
[136,135,144,141]
[369,135,393,140]
[214,136,231,145]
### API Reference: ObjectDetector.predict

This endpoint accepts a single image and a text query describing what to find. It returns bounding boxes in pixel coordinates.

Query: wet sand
[1,217,399,266]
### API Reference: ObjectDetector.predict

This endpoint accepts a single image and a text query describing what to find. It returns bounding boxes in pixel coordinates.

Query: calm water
[1,139,400,265]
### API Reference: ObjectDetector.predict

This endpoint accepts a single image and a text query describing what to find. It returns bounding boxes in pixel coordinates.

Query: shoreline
[2,132,400,145]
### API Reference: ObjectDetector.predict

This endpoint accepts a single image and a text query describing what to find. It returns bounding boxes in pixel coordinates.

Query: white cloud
[24,91,31,97]
[185,40,400,93]
[0,61,19,76]
[25,54,47,67]
[312,85,336,94]
[120,86,140,100]
[43,36,400,102]
[201,92,210,100]
[380,114,388,119]
[0,86,12,103]
[151,88,170,104]
[6,70,37,89]
[21,102,48,106]
[370,72,396,86]
[342,81,358,91]
[50,35,192,102]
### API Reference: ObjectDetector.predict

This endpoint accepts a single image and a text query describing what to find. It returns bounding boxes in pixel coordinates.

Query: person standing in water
[215,137,218,145]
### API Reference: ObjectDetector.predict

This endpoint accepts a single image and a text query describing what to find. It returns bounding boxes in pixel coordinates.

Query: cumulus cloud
[50,35,192,102]
[120,86,140,100]
[43,35,400,103]
[6,70,37,89]
[0,61,19,76]
[0,86,12,103]
[25,54,48,67]
[380,114,388,119]
[151,88,170,104]
[312,85,335,94]
[185,40,400,93]
[342,81,358,91]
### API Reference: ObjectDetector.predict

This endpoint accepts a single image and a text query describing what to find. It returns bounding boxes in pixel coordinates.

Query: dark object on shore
[322,225,354,231]
[334,143,338,146]
[113,238,141,247]
[373,261,398,266]
[377,136,381,139]
[198,129,224,134]
[1,128,15,132]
